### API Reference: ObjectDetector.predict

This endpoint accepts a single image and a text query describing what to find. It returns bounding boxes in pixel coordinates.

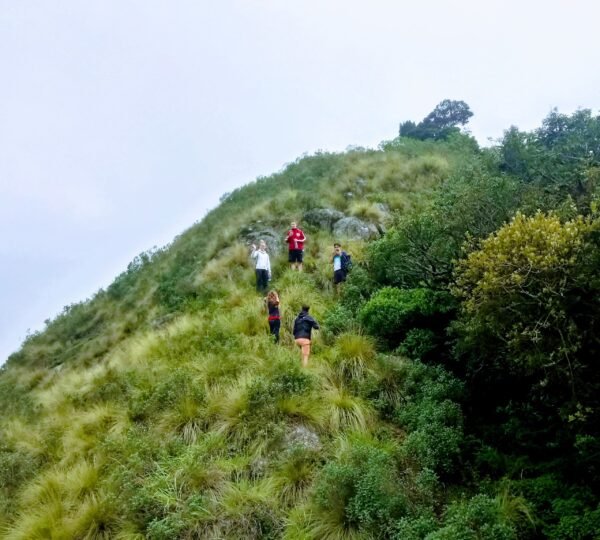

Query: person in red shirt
[285,221,306,271]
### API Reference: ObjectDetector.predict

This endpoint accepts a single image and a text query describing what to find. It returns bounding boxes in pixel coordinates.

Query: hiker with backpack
[265,290,281,343]
[285,221,306,271]
[250,240,271,294]
[332,242,352,289]
[293,305,320,367]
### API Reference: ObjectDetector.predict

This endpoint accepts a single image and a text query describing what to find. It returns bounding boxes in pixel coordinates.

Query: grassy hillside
[2,111,600,539]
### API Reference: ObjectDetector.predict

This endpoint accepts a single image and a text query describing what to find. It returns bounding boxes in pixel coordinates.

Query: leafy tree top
[400,99,473,141]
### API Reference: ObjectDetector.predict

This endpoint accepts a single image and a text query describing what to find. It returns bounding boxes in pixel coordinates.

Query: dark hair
[334,242,341,247]
[301,305,310,312]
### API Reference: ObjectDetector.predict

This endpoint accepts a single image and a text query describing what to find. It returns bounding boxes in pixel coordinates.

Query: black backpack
[341,252,353,273]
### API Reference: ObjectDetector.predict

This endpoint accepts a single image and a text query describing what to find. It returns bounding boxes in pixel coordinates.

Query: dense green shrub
[453,212,600,472]
[312,442,408,536]
[397,328,437,360]
[359,287,454,347]
[500,109,600,208]
[546,504,600,540]
[392,514,438,540]
[512,474,600,539]
[323,304,356,336]
[398,398,463,474]
[369,212,456,289]
[339,265,377,315]
[428,494,518,540]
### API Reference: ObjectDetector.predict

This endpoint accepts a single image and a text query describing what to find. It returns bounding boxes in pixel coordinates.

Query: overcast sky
[1,0,599,363]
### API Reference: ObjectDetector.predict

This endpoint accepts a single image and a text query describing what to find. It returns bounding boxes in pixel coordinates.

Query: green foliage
[311,442,408,536]
[368,161,520,290]
[323,304,356,337]
[427,494,518,540]
[397,328,437,361]
[392,514,438,539]
[368,212,456,289]
[398,398,463,475]
[454,212,599,372]
[510,474,600,539]
[400,99,474,141]
[453,212,600,458]
[500,109,600,208]
[359,287,454,347]
[339,266,376,315]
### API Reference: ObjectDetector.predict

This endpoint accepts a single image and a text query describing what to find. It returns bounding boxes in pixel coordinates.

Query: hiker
[332,242,352,290]
[285,221,306,271]
[293,305,320,367]
[250,240,271,293]
[265,290,281,343]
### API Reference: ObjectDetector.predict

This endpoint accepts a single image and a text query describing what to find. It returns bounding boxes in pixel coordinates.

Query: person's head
[290,221,297,229]
[267,290,279,303]
[301,304,310,313]
[259,240,267,250]
[334,242,341,254]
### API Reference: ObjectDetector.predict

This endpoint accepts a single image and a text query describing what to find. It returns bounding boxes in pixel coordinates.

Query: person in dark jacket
[293,305,320,367]
[332,243,351,290]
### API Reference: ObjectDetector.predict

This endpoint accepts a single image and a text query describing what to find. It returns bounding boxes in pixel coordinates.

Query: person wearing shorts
[293,305,320,367]
[285,221,306,271]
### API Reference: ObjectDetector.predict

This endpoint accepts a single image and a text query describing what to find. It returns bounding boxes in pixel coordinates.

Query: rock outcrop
[303,208,346,231]
[333,216,379,240]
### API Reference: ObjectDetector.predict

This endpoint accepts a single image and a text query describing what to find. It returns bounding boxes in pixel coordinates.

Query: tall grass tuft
[273,447,319,506]
[210,478,282,539]
[330,333,376,381]
[348,201,385,222]
[322,383,374,433]
[62,493,120,539]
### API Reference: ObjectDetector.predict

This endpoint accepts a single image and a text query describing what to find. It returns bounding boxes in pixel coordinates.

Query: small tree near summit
[400,99,473,141]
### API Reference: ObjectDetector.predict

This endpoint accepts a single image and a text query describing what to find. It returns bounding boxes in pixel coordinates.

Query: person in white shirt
[250,240,271,293]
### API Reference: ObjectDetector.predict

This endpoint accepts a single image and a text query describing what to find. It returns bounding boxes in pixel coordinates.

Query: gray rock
[333,217,379,240]
[240,225,282,255]
[303,208,346,231]
[284,424,321,451]
[355,177,367,189]
[250,457,269,479]
[374,202,390,216]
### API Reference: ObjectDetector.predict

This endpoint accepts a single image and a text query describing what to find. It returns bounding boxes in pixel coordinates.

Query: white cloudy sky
[1,0,599,362]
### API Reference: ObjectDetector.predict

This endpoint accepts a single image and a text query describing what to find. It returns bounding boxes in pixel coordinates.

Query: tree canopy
[400,99,473,141]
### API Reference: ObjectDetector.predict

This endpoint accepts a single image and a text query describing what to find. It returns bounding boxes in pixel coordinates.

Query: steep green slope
[0,137,474,538]
[2,112,600,539]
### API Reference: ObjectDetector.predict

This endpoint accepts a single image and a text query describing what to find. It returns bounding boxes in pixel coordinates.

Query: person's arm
[250,248,258,260]
[308,315,320,330]
[298,230,306,242]
[266,254,271,277]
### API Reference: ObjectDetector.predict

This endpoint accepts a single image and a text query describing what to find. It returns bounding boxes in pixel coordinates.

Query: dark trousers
[269,319,281,343]
[256,269,269,293]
